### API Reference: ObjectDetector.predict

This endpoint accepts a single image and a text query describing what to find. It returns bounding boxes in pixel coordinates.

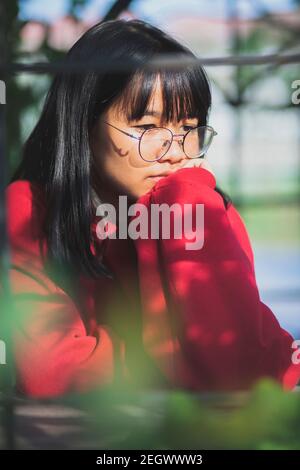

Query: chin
[123,178,156,201]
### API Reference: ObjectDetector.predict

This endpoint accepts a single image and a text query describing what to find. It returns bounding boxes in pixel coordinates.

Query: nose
[159,134,186,164]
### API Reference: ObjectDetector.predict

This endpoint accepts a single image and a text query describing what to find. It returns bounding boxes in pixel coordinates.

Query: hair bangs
[112,65,211,125]
[160,66,211,125]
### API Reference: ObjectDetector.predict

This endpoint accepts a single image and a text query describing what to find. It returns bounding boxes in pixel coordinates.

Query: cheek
[126,142,150,169]
[105,139,149,180]
[101,148,147,195]
[93,130,155,197]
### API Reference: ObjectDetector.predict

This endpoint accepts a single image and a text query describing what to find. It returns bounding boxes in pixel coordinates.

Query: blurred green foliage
[1,290,300,450]
[63,379,300,449]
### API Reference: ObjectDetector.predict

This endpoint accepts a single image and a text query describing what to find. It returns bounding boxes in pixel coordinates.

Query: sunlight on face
[90,76,199,201]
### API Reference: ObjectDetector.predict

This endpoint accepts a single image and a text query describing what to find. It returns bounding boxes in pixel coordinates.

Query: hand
[181,157,215,179]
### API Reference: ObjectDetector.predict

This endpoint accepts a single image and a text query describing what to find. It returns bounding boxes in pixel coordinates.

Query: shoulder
[6,180,45,215]
[6,180,46,247]
[6,179,44,206]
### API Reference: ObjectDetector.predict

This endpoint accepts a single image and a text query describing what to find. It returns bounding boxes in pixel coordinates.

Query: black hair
[11,19,231,281]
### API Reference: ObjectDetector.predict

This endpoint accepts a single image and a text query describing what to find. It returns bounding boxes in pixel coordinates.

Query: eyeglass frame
[102,120,217,162]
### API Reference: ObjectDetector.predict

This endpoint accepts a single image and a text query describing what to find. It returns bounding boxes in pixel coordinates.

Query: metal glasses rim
[138,125,217,162]
[102,121,217,162]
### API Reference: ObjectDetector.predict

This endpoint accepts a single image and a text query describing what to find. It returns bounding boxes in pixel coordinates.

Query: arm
[5,181,116,397]
[133,167,299,391]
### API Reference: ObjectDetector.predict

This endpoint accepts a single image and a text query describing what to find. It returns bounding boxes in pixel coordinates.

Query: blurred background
[1,0,300,339]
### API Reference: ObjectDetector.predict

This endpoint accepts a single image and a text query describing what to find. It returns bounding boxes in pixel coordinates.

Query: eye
[134,124,156,131]
[182,125,197,132]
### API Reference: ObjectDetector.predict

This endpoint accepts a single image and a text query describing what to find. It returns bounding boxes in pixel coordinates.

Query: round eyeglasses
[103,121,217,162]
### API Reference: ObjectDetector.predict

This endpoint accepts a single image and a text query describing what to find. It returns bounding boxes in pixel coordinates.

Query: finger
[181,158,203,169]
[198,158,215,177]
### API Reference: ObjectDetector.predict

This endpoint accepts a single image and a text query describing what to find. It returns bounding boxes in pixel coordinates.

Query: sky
[18,0,296,23]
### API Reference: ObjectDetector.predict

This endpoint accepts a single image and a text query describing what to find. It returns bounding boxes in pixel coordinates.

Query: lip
[148,171,174,181]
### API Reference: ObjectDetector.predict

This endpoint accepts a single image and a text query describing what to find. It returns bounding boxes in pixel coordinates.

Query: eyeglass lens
[139,126,214,161]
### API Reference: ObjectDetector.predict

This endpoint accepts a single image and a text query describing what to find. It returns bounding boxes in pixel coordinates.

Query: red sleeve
[5,181,116,398]
[133,167,300,391]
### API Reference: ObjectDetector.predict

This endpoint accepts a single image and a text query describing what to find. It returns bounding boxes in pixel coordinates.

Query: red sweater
[5,167,300,397]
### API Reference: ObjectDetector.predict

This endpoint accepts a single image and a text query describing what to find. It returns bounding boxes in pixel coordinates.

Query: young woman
[6,19,300,397]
